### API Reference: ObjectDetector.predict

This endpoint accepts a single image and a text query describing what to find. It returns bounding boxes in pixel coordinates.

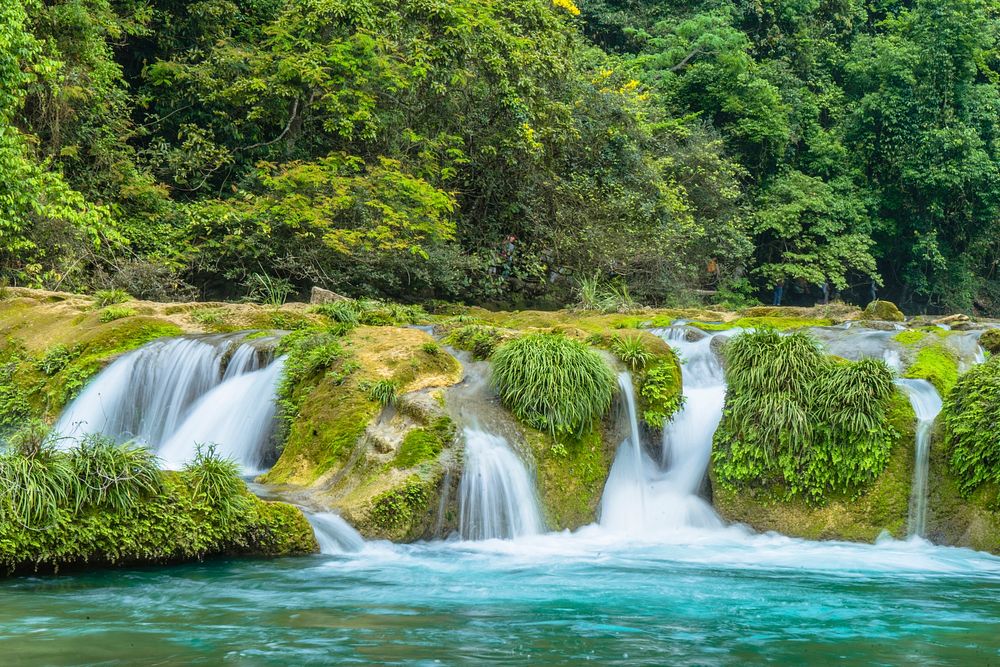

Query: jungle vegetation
[2,0,1000,313]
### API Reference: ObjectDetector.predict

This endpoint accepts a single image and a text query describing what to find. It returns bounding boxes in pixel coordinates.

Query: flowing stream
[896,378,944,537]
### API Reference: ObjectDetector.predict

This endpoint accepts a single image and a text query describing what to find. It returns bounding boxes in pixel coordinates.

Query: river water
[4,528,1000,665]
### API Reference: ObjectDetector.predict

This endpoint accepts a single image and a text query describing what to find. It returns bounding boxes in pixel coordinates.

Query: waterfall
[54,333,285,472]
[307,512,365,554]
[458,427,544,540]
[896,379,943,538]
[600,330,726,534]
[598,373,650,531]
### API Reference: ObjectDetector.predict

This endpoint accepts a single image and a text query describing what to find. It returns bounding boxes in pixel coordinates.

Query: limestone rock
[310,286,348,304]
[863,300,905,322]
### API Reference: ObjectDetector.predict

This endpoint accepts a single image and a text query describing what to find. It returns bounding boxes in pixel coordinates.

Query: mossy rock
[1,474,316,576]
[863,300,905,322]
[904,344,959,396]
[712,391,916,541]
[980,329,1000,355]
[925,431,1000,553]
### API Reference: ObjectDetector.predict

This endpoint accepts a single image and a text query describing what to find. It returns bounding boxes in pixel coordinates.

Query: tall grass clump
[243,272,295,306]
[574,275,638,313]
[611,335,652,370]
[70,434,161,513]
[0,426,76,528]
[491,333,615,437]
[942,356,1000,499]
[715,328,898,500]
[183,444,249,515]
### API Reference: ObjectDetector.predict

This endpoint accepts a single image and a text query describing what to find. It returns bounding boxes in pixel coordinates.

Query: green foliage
[893,330,927,346]
[943,357,1000,500]
[491,333,615,437]
[444,325,507,360]
[639,361,684,427]
[714,329,898,500]
[611,335,652,370]
[364,379,399,406]
[93,289,131,308]
[35,345,75,376]
[0,431,76,528]
[99,306,136,322]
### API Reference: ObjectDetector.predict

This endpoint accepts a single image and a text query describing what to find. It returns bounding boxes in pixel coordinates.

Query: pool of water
[5,525,1000,665]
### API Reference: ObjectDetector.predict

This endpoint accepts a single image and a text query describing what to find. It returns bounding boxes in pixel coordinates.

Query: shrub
[0,431,77,528]
[92,289,131,308]
[99,306,136,323]
[421,342,441,355]
[714,328,898,500]
[611,335,652,370]
[313,300,360,325]
[491,333,615,437]
[444,324,506,359]
[942,357,1000,499]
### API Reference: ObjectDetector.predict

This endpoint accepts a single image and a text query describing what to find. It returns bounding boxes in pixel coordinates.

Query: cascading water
[442,348,544,541]
[458,427,544,540]
[307,512,365,554]
[600,327,727,534]
[896,378,943,538]
[54,333,285,471]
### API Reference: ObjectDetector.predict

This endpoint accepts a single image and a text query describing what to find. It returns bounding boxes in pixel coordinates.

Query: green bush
[364,378,398,406]
[70,434,161,513]
[574,275,638,313]
[639,361,684,427]
[183,444,250,516]
[942,357,1000,499]
[491,333,615,437]
[714,328,898,500]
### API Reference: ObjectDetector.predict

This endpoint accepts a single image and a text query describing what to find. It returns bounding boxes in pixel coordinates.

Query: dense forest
[2,0,999,313]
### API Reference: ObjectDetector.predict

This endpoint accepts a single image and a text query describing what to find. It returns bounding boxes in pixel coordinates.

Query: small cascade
[54,333,285,471]
[307,512,365,554]
[896,379,943,538]
[600,327,727,535]
[598,373,650,531]
[458,427,544,540]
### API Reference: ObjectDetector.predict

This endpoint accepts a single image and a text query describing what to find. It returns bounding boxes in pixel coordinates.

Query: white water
[54,334,285,471]
[458,427,544,540]
[600,328,729,534]
[896,378,943,538]
[308,512,365,554]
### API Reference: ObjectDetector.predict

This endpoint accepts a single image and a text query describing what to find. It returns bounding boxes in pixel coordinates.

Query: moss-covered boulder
[713,391,915,540]
[262,325,462,541]
[863,300,905,322]
[980,328,1000,355]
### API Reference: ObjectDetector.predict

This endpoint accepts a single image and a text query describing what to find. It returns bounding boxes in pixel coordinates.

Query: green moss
[366,475,431,537]
[863,300,905,322]
[394,417,455,468]
[893,329,927,346]
[980,329,1000,355]
[689,316,832,331]
[525,424,612,530]
[443,324,510,359]
[904,344,959,395]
